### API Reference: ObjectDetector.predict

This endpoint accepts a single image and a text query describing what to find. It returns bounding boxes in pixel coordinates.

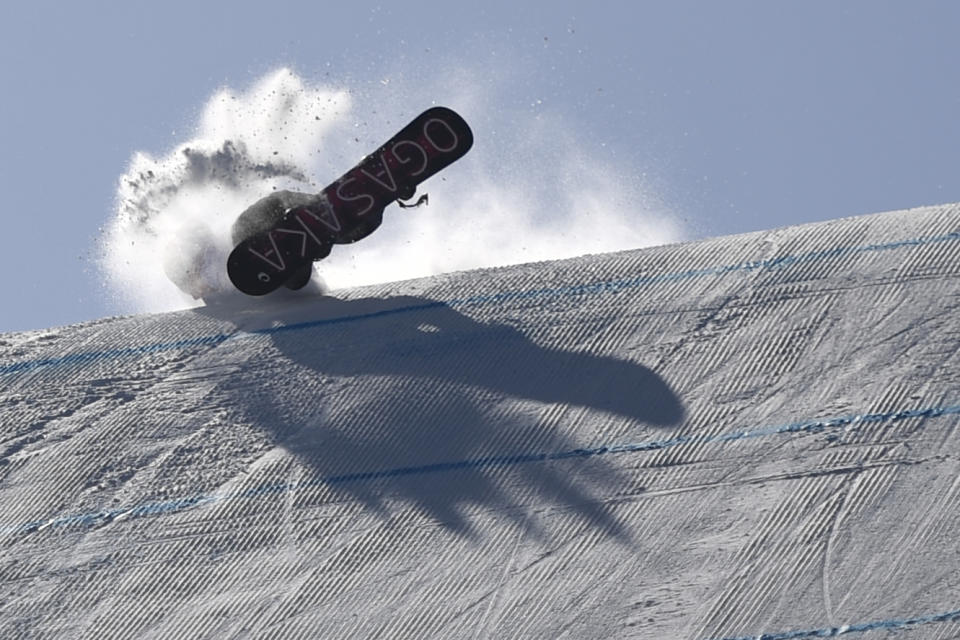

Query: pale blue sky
[1,1,957,332]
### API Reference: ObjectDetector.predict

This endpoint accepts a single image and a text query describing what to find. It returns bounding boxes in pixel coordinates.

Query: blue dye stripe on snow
[708,605,960,639]
[5,401,958,536]
[0,334,232,375]
[2,228,958,376]
[450,229,960,307]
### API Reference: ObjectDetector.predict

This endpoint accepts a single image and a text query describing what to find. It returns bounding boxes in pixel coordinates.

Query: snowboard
[227,106,473,295]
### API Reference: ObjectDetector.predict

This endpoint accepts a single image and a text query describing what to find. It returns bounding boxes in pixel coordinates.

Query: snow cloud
[102,67,683,314]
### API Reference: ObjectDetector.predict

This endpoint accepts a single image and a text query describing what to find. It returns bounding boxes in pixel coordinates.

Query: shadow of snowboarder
[202,294,684,542]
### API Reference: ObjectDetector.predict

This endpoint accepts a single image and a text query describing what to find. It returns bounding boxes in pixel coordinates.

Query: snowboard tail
[227,107,473,295]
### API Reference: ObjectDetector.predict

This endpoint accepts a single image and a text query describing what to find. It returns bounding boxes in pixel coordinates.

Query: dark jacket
[231,189,385,247]
[231,190,320,246]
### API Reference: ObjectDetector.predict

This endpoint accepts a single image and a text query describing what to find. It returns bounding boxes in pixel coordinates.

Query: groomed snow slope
[3,203,960,639]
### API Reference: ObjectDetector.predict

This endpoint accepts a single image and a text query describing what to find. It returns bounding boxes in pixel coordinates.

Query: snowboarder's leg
[231,190,318,245]
[284,263,314,290]
[283,241,331,290]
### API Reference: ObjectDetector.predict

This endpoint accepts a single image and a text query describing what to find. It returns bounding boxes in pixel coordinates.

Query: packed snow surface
[3,203,960,638]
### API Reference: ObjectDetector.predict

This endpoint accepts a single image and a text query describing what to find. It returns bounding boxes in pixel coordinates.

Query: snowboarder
[230,190,330,291]
[230,186,428,290]
[227,106,473,295]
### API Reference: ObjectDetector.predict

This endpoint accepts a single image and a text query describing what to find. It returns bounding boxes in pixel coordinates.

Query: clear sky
[1,1,957,333]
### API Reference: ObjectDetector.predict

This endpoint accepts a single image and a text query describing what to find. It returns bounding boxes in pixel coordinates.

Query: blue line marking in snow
[0,334,232,374]
[5,401,958,536]
[448,229,960,308]
[1,229,958,376]
[708,605,960,639]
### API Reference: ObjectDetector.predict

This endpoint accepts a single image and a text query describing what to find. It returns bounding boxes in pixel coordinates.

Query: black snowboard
[227,106,473,295]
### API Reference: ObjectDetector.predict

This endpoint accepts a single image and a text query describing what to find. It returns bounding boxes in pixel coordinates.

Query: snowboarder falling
[162,108,470,299]
[231,188,432,290]
[226,106,472,296]
[231,191,318,291]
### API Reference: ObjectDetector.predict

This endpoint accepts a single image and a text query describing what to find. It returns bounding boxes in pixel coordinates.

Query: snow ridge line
[0,305,452,376]
[5,402,957,536]
[450,228,960,307]
[2,228,958,376]
[707,605,960,639]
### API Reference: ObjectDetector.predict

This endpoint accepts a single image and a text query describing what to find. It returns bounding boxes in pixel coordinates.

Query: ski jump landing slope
[3,204,960,639]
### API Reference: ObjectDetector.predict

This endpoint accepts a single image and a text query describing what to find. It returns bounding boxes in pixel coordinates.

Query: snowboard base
[227,107,473,296]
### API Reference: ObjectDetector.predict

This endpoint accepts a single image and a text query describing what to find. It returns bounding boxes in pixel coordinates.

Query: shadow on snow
[199,293,685,542]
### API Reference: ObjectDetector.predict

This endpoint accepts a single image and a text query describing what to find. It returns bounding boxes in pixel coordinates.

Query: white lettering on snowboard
[330,112,464,217]
[297,203,341,234]
[335,178,378,218]
[241,110,467,279]
[423,118,460,153]
[246,233,286,271]
[391,140,429,177]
